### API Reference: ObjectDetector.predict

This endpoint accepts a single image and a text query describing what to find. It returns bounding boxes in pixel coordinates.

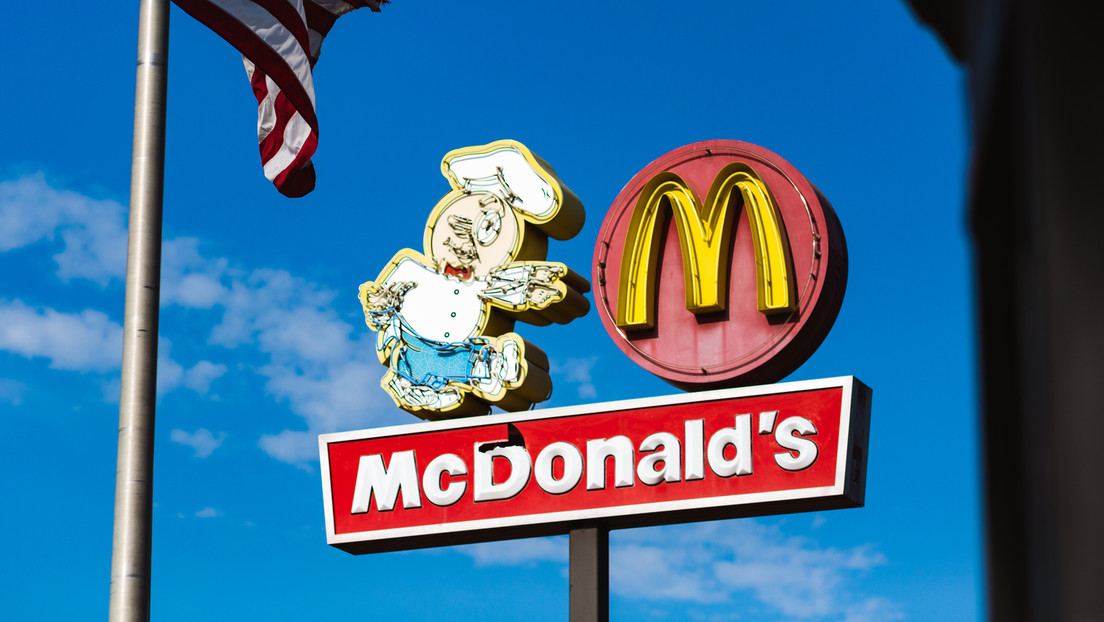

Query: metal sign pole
[108,1,169,620]
[569,526,609,622]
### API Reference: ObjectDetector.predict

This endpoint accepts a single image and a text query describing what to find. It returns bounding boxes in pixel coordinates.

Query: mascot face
[427,192,521,278]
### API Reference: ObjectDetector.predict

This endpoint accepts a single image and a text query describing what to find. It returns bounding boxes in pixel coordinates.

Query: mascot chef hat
[441,140,585,241]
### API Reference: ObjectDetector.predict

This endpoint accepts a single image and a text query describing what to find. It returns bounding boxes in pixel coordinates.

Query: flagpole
[109,0,169,620]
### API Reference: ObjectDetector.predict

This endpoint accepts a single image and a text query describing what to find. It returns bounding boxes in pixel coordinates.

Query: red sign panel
[320,377,870,554]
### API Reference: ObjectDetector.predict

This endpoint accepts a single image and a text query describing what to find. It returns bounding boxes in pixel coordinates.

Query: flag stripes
[172,0,386,197]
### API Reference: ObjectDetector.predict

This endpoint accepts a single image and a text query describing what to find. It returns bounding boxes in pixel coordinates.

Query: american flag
[172,0,388,197]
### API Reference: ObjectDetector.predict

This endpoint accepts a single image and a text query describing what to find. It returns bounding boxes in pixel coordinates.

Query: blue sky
[1,2,976,620]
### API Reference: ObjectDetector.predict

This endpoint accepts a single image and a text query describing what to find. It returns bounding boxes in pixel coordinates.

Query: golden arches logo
[616,163,795,329]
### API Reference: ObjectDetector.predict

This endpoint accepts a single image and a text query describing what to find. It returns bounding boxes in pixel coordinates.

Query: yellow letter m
[616,163,795,330]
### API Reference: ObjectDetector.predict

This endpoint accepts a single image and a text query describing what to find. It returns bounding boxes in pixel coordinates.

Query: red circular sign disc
[593,140,847,390]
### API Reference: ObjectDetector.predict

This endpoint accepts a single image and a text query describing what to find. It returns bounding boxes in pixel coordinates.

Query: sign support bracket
[569,526,609,622]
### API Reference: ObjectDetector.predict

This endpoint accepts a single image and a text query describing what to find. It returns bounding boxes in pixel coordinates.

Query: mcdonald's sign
[594,140,847,389]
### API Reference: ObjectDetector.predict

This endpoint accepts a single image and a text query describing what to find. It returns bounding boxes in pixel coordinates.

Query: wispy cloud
[457,537,569,568]
[171,428,227,459]
[160,237,230,309]
[0,173,127,285]
[0,298,218,399]
[256,430,319,465]
[0,175,402,464]
[183,361,228,395]
[454,520,897,621]
[194,507,221,519]
[551,356,599,399]
[0,174,67,251]
[612,521,891,619]
[207,269,347,359]
[205,267,402,463]
[257,358,392,458]
[842,597,905,622]
[0,299,123,372]
[611,540,728,603]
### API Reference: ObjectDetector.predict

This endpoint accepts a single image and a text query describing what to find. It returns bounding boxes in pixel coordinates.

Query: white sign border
[319,375,870,553]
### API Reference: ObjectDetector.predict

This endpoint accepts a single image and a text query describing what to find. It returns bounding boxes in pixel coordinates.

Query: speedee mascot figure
[359,140,589,419]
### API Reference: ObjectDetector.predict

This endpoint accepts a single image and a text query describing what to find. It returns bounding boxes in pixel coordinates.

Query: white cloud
[257,357,401,463]
[609,521,891,619]
[446,519,896,620]
[0,298,208,401]
[194,507,221,518]
[0,173,128,285]
[160,237,230,309]
[181,264,406,464]
[205,268,403,464]
[209,269,346,358]
[171,428,227,459]
[0,173,77,250]
[551,356,598,399]
[157,347,184,396]
[0,174,231,306]
[257,430,319,465]
[53,206,128,285]
[183,361,228,394]
[0,176,209,398]
[261,359,387,429]
[0,299,123,372]
[457,537,569,567]
[258,305,355,366]
[842,598,905,622]
[1,175,408,464]
[172,273,227,308]
[611,541,728,603]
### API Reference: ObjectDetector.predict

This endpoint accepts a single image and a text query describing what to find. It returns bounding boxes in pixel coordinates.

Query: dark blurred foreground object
[906,1,1104,620]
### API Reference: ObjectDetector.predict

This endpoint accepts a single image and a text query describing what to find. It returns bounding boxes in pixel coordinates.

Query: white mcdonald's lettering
[474,444,531,502]
[637,432,682,485]
[684,419,705,480]
[351,450,421,513]
[348,414,819,513]
[535,442,584,494]
[774,416,818,471]
[422,453,467,506]
[708,413,753,477]
[585,436,635,490]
